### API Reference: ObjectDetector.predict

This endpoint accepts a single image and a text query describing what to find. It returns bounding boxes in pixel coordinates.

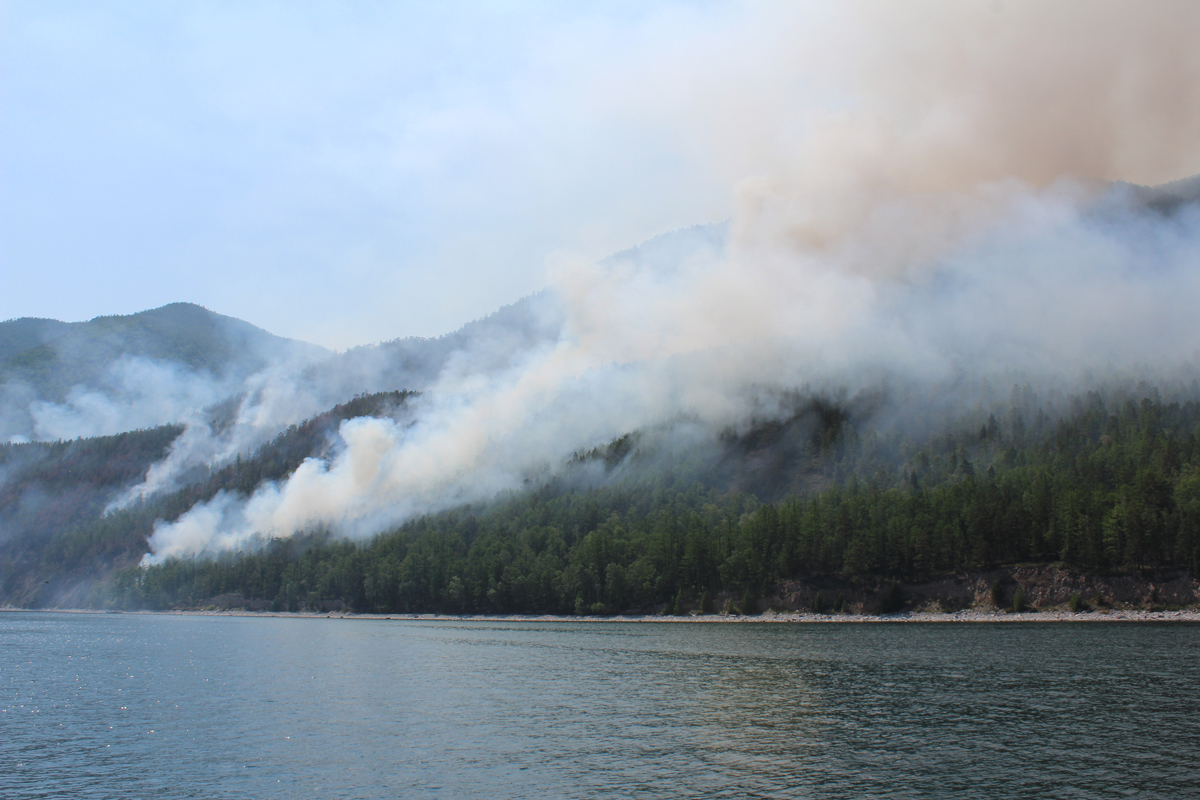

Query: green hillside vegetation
[0,425,184,605]
[0,302,329,402]
[0,318,74,363]
[0,391,413,607]
[94,386,1200,613]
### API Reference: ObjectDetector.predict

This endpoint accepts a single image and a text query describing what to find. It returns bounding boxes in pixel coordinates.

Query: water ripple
[2,615,1198,798]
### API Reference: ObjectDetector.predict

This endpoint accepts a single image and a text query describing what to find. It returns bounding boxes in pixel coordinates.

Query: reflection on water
[2,614,1198,798]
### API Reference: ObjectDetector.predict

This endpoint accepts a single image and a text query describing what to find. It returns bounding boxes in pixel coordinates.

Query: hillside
[0,302,330,440]
[298,224,726,401]
[0,391,412,607]
[5,194,1200,612]
[0,425,184,606]
[80,383,1200,614]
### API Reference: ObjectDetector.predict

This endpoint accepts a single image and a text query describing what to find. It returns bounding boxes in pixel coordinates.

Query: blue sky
[0,1,742,348]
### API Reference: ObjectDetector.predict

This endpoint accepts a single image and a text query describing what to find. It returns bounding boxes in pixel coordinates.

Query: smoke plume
[143,1,1200,562]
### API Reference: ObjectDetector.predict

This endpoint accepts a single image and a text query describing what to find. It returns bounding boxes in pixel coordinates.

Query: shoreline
[6,607,1200,623]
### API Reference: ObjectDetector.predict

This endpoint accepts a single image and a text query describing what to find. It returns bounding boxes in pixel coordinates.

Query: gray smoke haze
[144,1,1200,561]
[23,358,238,443]
[0,302,332,443]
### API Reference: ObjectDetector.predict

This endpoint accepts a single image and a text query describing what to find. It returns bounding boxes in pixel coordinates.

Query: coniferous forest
[84,384,1200,614]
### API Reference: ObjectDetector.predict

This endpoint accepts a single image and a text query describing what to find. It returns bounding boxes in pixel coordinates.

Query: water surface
[3,613,1198,798]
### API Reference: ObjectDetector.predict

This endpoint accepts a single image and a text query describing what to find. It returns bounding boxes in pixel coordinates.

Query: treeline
[1,391,412,606]
[0,425,184,595]
[99,389,1200,613]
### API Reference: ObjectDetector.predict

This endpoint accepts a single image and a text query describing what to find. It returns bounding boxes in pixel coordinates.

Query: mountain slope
[299,223,727,400]
[0,318,74,363]
[99,384,1200,614]
[0,391,412,607]
[0,303,331,441]
[0,425,185,606]
[0,302,329,402]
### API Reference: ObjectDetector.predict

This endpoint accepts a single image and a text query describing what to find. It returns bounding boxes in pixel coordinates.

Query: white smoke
[28,357,236,442]
[143,1,1200,562]
[105,361,351,511]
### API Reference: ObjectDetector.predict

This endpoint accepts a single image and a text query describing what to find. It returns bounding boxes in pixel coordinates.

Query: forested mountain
[0,392,411,607]
[300,292,565,401]
[0,425,184,606]
[5,227,725,441]
[0,302,329,401]
[296,224,727,400]
[1118,174,1200,215]
[83,383,1200,614]
[0,303,330,441]
[4,196,1200,613]
[0,318,75,363]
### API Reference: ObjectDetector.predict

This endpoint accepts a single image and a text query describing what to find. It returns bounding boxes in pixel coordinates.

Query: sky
[0,1,743,349]
[4,1,1199,353]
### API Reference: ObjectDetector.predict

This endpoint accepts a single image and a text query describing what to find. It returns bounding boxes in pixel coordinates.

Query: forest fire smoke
[144,1,1200,562]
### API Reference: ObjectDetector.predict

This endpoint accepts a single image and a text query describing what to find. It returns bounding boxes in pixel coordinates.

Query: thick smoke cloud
[104,365,331,510]
[143,1,1200,562]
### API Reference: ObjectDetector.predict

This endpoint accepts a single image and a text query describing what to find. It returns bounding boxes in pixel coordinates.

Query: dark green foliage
[878,582,905,614]
[43,386,1200,612]
[810,591,826,613]
[0,392,411,605]
[1012,586,1028,613]
[1068,591,1086,612]
[0,425,184,604]
[739,589,758,615]
[672,588,686,616]
[835,592,847,613]
[991,581,1005,609]
[700,589,713,614]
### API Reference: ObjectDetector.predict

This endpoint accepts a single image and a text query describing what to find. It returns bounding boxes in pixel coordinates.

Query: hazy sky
[0,1,744,349]
[5,2,1198,352]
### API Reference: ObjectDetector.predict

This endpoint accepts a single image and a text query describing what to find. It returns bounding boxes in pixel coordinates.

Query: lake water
[3,613,1199,799]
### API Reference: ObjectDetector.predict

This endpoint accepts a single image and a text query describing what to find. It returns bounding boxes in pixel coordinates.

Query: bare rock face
[910,567,1199,611]
[316,598,348,613]
[207,594,272,611]
[765,567,1198,614]
[209,594,246,609]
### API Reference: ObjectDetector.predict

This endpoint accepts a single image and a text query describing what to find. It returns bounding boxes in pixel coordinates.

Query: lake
[3,612,1198,798]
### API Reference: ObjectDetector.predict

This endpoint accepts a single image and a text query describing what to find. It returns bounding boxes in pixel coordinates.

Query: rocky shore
[9,606,1200,623]
[7,565,1197,622]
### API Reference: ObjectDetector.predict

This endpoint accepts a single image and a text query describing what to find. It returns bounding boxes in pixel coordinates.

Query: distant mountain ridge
[302,223,729,399]
[1,213,1199,610]
[0,303,331,441]
[0,302,329,401]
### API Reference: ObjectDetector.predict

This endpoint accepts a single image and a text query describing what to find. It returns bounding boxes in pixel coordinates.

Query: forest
[88,384,1200,614]
[0,391,411,607]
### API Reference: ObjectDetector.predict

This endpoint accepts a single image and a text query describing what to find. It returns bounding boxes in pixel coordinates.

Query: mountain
[0,301,330,400]
[0,424,184,606]
[91,382,1200,615]
[300,223,727,400]
[1120,174,1200,215]
[0,318,75,363]
[0,303,330,441]
[299,291,566,402]
[0,392,411,607]
[3,207,1200,613]
[4,225,727,442]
